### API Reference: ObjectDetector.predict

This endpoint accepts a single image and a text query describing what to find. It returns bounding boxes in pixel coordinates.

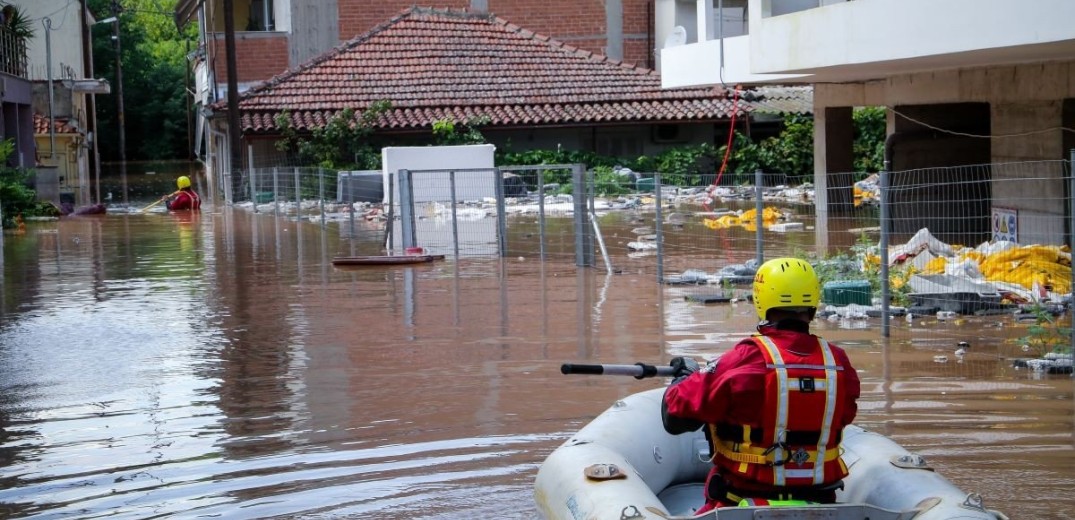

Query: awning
[175,0,202,30]
[67,78,111,95]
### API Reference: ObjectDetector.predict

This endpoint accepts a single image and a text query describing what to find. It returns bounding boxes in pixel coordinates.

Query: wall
[211,32,289,83]
[336,0,654,67]
[813,59,1075,245]
[288,0,339,67]
[14,0,85,81]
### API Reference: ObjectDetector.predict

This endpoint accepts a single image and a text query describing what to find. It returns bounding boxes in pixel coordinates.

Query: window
[247,0,274,31]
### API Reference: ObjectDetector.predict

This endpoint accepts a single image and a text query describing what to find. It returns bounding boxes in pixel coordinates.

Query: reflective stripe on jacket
[708,334,851,488]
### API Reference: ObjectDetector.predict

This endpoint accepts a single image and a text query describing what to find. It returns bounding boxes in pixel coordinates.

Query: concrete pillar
[813,106,854,253]
[825,106,855,214]
[696,0,713,41]
[653,0,676,70]
[606,0,624,61]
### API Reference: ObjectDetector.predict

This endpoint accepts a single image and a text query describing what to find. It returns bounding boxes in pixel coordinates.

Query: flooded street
[1,204,1073,519]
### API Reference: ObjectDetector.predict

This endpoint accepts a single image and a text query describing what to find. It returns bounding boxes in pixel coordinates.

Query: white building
[658,0,1075,247]
[9,0,108,207]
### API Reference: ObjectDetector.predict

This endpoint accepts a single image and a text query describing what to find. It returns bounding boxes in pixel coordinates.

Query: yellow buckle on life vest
[715,440,841,466]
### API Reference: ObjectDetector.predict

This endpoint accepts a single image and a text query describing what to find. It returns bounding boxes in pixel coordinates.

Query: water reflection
[0,206,1072,518]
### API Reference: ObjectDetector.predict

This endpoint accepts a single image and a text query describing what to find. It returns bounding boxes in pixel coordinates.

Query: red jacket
[663,324,860,507]
[166,189,201,211]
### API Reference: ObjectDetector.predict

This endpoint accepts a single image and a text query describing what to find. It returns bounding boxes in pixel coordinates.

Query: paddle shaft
[141,191,181,212]
[560,363,676,379]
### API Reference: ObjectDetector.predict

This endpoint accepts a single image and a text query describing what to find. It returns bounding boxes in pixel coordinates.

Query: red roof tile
[34,113,80,135]
[226,7,794,134]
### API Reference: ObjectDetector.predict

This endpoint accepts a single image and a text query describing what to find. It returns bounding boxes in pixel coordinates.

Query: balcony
[0,26,28,78]
[660,0,1075,89]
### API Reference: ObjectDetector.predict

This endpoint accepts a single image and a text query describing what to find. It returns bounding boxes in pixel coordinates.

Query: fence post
[272,167,280,216]
[386,173,395,251]
[572,164,592,267]
[293,167,300,216]
[655,173,664,283]
[318,167,325,227]
[449,170,460,258]
[250,168,258,213]
[495,167,507,258]
[538,168,546,261]
[755,169,764,266]
[1070,148,1074,351]
[880,165,891,338]
[399,169,417,249]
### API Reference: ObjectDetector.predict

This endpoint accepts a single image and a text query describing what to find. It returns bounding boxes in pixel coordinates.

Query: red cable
[704,85,741,212]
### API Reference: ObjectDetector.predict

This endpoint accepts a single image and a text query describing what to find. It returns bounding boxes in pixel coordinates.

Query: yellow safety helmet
[177,176,191,189]
[752,257,821,321]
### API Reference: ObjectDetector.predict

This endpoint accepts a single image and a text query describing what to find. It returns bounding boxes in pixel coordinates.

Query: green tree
[853,106,886,174]
[89,0,194,161]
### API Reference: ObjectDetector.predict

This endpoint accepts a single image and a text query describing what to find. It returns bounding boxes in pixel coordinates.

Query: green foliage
[432,116,490,145]
[592,166,633,196]
[89,0,195,161]
[0,3,35,40]
[725,114,815,183]
[853,107,886,175]
[495,147,625,187]
[1014,304,1073,358]
[274,101,392,170]
[799,233,913,308]
[0,140,47,228]
[636,143,719,186]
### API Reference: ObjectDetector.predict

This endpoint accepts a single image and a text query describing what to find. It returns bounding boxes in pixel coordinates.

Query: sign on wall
[992,206,1018,243]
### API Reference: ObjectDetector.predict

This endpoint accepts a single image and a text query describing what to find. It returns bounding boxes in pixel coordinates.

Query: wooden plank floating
[332,255,446,266]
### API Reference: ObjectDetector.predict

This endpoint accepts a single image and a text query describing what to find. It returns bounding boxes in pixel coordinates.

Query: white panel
[381,144,497,205]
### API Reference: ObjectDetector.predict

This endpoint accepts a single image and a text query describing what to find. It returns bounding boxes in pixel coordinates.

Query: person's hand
[669,357,699,379]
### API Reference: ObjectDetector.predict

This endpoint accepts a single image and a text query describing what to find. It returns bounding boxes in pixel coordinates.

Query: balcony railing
[0,26,28,78]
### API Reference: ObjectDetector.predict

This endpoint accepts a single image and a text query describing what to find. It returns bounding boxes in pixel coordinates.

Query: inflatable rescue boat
[534,364,1007,520]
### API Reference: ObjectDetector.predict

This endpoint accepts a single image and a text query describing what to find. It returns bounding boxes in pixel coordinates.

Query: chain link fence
[219,155,1075,374]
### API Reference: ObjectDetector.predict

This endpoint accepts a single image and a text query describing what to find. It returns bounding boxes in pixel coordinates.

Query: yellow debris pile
[703,207,784,230]
[893,228,1071,302]
[922,244,1071,295]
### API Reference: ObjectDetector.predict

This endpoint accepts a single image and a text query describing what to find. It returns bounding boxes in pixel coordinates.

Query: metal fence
[222,159,1074,322]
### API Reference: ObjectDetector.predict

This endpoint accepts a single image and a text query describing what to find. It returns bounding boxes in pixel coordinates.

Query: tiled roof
[33,113,80,135]
[227,7,810,134]
[746,86,814,115]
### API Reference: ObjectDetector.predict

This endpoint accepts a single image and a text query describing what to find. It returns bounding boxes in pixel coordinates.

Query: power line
[890,107,1075,139]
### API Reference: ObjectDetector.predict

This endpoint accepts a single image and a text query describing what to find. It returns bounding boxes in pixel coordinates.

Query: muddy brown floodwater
[0,205,1072,519]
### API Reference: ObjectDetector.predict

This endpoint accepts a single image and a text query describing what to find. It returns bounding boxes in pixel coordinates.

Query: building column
[605,0,624,61]
[813,106,854,253]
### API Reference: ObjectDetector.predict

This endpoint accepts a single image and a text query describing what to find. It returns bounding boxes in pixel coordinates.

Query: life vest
[171,190,201,211]
[708,334,850,488]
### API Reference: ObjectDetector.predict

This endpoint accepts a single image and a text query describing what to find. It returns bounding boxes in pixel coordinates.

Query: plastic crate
[822,281,872,306]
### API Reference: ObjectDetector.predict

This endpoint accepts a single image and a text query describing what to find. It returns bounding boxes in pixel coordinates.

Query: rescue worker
[164,175,201,211]
[662,257,860,514]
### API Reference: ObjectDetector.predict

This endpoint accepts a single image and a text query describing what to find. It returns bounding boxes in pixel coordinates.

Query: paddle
[140,190,180,213]
[561,362,677,379]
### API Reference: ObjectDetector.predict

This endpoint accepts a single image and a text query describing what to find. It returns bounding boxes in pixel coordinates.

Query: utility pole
[80,0,102,204]
[223,0,242,196]
[111,0,128,206]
